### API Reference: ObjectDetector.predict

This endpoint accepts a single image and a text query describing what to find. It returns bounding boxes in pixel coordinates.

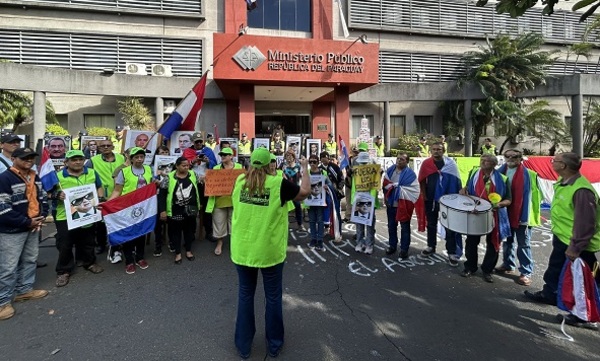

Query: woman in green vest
[160,157,200,264]
[230,147,310,359]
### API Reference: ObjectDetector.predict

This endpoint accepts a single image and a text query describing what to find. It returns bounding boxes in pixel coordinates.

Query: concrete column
[464,99,472,156]
[384,101,390,155]
[33,91,46,148]
[571,93,583,157]
[334,86,350,146]
[155,97,164,129]
[239,84,255,139]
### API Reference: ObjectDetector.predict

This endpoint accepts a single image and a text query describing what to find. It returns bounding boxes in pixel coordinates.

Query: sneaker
[110,251,123,264]
[460,270,473,278]
[483,273,494,283]
[298,225,307,232]
[448,255,460,267]
[399,250,409,260]
[153,249,162,257]
[364,245,373,255]
[354,243,364,253]
[308,240,316,250]
[125,264,136,274]
[168,244,176,253]
[517,274,532,286]
[136,259,149,270]
[558,313,599,330]
[56,274,70,287]
[421,247,435,256]
[524,290,557,306]
[315,245,325,252]
[385,247,397,255]
[0,303,15,320]
[14,289,49,302]
[494,265,515,274]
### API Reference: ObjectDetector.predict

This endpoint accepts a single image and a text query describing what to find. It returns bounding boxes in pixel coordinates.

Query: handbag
[184,204,199,217]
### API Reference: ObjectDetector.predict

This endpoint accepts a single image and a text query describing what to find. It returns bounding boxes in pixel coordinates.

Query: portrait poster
[306,139,322,158]
[303,174,326,207]
[276,156,284,168]
[169,131,195,156]
[353,164,382,192]
[254,138,270,150]
[80,135,107,158]
[350,192,375,226]
[124,130,158,165]
[153,155,178,182]
[64,184,102,230]
[220,137,239,163]
[44,135,72,170]
[204,168,245,196]
[286,136,301,159]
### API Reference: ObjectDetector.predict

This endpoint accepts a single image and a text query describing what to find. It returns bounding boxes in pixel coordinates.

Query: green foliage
[448,153,465,157]
[46,123,69,135]
[390,149,419,158]
[87,127,116,138]
[522,148,536,155]
[117,97,154,131]
[396,134,421,152]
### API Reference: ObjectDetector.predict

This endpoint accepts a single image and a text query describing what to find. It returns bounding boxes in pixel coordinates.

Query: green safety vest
[238,140,251,155]
[323,141,337,155]
[121,165,152,195]
[90,153,125,196]
[527,169,542,227]
[375,142,385,157]
[165,170,200,217]
[551,175,600,252]
[205,162,243,213]
[418,144,429,155]
[230,174,287,267]
[481,145,496,155]
[55,168,99,224]
[72,137,80,150]
[112,137,122,155]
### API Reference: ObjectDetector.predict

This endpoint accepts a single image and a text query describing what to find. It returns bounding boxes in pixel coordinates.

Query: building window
[248,0,311,32]
[414,116,432,134]
[390,115,406,138]
[56,114,68,131]
[351,115,374,141]
[84,114,116,129]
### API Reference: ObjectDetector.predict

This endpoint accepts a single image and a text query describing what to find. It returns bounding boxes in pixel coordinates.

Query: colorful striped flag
[338,135,350,170]
[39,148,59,191]
[101,184,157,246]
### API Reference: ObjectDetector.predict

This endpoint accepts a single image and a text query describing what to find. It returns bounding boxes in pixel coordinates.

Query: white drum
[438,194,493,236]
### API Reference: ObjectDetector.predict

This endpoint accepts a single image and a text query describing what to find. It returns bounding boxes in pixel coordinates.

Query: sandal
[86,264,104,274]
[56,274,70,287]
[214,240,223,256]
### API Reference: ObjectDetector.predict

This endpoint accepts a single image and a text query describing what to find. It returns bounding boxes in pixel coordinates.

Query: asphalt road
[1,209,599,361]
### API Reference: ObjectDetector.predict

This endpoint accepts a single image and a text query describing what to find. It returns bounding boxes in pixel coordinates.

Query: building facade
[0,0,597,151]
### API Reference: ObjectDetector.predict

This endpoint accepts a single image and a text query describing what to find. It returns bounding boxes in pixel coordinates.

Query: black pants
[542,235,599,300]
[464,233,498,274]
[122,235,146,265]
[168,217,196,254]
[96,221,107,248]
[154,216,168,250]
[425,200,459,255]
[198,183,213,238]
[55,220,96,275]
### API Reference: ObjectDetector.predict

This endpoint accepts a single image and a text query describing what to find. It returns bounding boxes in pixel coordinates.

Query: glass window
[414,116,432,134]
[390,115,406,138]
[351,115,374,141]
[84,114,116,129]
[248,0,311,32]
[56,114,68,131]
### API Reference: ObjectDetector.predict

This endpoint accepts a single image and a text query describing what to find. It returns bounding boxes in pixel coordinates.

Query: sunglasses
[99,144,113,148]
[309,160,318,164]
[71,192,94,206]
[357,202,372,207]
[505,155,521,159]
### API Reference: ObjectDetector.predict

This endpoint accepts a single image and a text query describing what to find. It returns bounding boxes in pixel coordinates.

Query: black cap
[328,133,333,137]
[1,134,23,143]
[375,135,382,140]
[116,125,123,131]
[12,147,38,159]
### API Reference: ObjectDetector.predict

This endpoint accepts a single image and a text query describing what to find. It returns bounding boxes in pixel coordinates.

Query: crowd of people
[0,129,599,346]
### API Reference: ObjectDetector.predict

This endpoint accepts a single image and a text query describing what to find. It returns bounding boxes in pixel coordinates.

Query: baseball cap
[270,153,277,163]
[65,150,85,159]
[192,132,203,142]
[1,134,23,143]
[358,142,369,151]
[250,147,270,168]
[115,125,123,131]
[130,147,146,157]
[328,133,333,137]
[12,147,38,159]
[218,148,234,156]
[207,133,214,139]
[375,135,382,140]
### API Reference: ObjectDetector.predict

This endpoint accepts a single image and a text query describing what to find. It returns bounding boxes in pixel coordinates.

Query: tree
[454,32,556,153]
[582,99,600,157]
[117,97,154,130]
[477,0,600,22]
[0,90,58,132]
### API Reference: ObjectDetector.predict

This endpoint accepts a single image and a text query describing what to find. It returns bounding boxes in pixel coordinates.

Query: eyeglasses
[505,155,521,159]
[70,192,94,206]
[309,160,318,164]
[357,202,372,207]
[99,144,113,148]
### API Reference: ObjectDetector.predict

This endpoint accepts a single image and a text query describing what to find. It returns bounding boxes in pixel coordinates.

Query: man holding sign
[53,150,104,287]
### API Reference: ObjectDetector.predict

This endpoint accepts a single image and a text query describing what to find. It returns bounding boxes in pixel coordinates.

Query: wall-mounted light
[238,24,248,36]
[101,68,115,76]
[358,34,368,44]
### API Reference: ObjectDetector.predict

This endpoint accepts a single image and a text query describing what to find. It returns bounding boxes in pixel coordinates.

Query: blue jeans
[356,213,376,247]
[308,207,324,242]
[292,201,303,226]
[0,231,40,306]
[235,262,285,357]
[502,226,534,276]
[386,206,411,251]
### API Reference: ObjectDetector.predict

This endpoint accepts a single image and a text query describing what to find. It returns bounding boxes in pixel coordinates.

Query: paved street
[1,209,599,361]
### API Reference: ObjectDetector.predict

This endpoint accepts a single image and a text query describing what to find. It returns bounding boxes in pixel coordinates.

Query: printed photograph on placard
[306,139,321,159]
[286,135,301,159]
[153,155,178,184]
[303,174,326,207]
[44,135,72,170]
[169,131,195,156]
[254,138,270,150]
[64,184,102,230]
[219,138,239,163]
[124,130,158,165]
[350,192,374,226]
[80,135,108,159]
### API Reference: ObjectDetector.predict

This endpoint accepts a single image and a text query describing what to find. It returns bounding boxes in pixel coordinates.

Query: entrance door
[255,115,310,137]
